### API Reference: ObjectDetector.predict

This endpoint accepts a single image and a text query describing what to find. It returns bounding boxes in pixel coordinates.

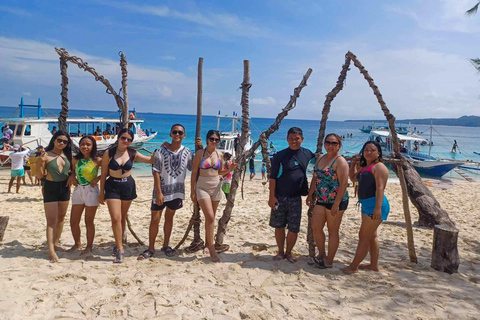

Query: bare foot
[203,247,210,255]
[54,245,67,252]
[80,247,93,256]
[341,266,358,274]
[359,264,379,271]
[66,245,81,253]
[210,254,221,263]
[285,253,297,263]
[49,253,59,263]
[273,253,285,261]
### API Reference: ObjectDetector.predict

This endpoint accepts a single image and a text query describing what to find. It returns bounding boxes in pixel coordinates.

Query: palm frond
[466,2,479,16]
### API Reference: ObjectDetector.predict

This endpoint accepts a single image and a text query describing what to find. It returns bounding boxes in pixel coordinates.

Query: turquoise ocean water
[1,106,479,180]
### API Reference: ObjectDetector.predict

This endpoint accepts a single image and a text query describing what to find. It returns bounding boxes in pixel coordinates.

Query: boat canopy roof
[371,130,426,142]
[1,117,144,124]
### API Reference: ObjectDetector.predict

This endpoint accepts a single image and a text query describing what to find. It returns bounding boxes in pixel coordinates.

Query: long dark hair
[75,135,97,160]
[45,130,72,164]
[359,141,383,167]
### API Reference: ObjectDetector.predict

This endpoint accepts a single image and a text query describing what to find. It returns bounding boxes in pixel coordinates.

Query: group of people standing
[268,127,390,274]
[14,123,389,272]
[32,125,236,263]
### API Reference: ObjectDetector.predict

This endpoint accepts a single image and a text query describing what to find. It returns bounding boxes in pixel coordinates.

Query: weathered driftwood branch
[307,55,352,257]
[58,57,69,132]
[0,216,9,242]
[347,51,417,263]
[215,60,251,246]
[54,47,128,128]
[215,68,313,246]
[178,57,205,252]
[391,160,455,227]
[119,52,129,128]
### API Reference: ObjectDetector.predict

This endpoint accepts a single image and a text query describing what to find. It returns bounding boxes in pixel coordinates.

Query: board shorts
[151,198,183,211]
[72,185,100,206]
[43,179,71,203]
[104,176,137,201]
[358,195,390,221]
[196,176,222,202]
[250,168,255,173]
[315,199,349,211]
[269,196,302,233]
[11,168,25,178]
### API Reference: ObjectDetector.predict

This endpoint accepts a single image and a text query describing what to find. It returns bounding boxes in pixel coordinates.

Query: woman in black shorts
[306,133,349,269]
[36,130,73,262]
[98,129,153,263]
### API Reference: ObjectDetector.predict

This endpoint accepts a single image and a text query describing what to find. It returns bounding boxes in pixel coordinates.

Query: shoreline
[0,170,478,318]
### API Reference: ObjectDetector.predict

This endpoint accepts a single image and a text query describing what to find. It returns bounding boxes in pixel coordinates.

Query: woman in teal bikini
[37,130,73,263]
[342,141,389,274]
[306,133,349,268]
[67,136,102,256]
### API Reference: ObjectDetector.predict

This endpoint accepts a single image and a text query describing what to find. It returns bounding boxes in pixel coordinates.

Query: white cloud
[386,0,480,33]
[251,97,276,105]
[157,85,173,98]
[0,6,32,17]
[21,92,31,97]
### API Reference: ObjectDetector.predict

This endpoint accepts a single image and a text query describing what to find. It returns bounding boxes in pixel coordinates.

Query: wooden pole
[178,57,205,252]
[215,60,251,248]
[58,56,69,132]
[215,68,313,246]
[0,216,9,242]
[119,52,129,128]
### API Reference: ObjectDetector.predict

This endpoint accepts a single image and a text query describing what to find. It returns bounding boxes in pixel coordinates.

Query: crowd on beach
[3,123,390,274]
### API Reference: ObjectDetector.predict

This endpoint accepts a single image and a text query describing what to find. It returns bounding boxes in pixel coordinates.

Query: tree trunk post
[180,57,205,252]
[215,60,251,247]
[431,225,460,274]
[215,68,313,246]
[58,56,69,132]
[119,52,129,129]
[0,216,9,242]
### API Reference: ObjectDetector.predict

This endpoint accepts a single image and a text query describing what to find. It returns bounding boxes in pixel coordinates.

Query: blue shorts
[250,168,255,173]
[358,195,390,221]
[11,168,25,177]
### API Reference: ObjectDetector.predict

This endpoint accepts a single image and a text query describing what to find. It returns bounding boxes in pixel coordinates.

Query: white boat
[215,112,255,156]
[0,100,156,161]
[369,129,463,177]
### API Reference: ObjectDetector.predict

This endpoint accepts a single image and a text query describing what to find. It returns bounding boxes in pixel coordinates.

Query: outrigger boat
[215,111,255,156]
[0,98,156,164]
[360,123,409,134]
[368,129,463,177]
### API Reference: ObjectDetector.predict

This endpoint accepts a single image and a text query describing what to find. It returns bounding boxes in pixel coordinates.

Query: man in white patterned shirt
[138,124,200,260]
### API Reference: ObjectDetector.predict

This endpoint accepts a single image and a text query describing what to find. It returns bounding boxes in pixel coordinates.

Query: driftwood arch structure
[309,51,457,265]
[54,48,143,245]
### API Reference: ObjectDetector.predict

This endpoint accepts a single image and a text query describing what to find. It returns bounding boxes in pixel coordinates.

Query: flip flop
[214,243,230,253]
[137,249,154,260]
[113,252,124,264]
[111,246,118,257]
[314,257,333,269]
[161,246,176,257]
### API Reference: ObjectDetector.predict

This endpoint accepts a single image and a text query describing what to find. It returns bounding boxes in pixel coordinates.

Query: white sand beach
[0,170,479,319]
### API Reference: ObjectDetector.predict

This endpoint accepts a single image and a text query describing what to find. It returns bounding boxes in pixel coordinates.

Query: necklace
[204,148,214,158]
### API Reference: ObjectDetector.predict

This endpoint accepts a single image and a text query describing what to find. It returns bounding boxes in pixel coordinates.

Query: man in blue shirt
[268,127,314,262]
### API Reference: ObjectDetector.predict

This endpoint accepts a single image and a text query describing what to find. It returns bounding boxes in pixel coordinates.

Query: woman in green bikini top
[67,135,102,256]
[36,130,73,263]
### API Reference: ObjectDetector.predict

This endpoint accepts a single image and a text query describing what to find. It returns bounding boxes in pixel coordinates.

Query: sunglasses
[209,137,220,143]
[56,138,69,145]
[171,130,184,135]
[120,136,133,143]
[324,141,339,146]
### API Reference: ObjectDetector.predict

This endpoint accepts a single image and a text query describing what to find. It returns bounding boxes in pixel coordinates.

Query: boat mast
[428,121,433,156]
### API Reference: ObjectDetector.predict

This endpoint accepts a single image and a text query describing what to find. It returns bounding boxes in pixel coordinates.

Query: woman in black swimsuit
[98,129,153,263]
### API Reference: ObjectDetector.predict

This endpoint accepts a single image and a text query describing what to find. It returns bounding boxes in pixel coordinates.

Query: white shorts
[72,185,100,206]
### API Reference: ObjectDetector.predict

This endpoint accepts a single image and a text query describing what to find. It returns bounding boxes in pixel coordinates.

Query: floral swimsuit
[314,156,349,203]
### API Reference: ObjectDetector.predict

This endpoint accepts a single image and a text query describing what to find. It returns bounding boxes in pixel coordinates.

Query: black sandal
[137,249,154,260]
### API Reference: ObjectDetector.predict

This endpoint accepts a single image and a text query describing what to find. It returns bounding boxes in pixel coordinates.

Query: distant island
[345,116,480,127]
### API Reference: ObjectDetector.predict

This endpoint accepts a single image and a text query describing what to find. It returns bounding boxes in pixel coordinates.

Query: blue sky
[0,0,479,120]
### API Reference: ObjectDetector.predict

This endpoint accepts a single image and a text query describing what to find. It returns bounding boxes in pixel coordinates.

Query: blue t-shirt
[269,147,315,197]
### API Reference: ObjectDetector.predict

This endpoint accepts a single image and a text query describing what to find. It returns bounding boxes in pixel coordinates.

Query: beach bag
[221,182,230,194]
